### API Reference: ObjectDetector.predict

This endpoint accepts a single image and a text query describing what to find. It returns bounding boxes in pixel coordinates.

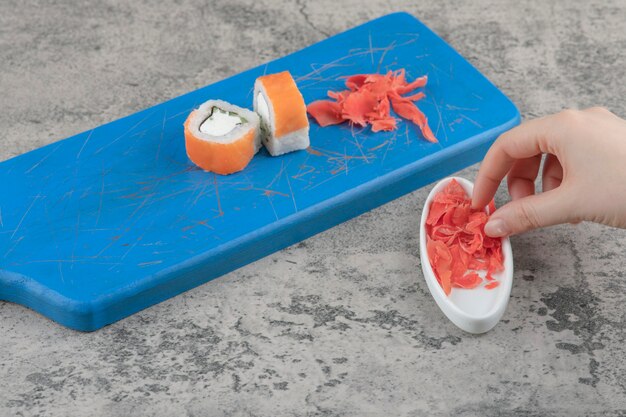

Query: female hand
[472,107,626,237]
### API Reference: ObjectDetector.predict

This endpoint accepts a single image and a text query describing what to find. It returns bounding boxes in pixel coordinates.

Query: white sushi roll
[253,71,310,156]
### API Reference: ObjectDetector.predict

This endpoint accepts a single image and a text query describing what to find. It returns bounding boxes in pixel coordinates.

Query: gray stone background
[1,0,626,416]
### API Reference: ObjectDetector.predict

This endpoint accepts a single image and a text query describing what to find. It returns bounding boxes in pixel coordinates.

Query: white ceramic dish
[419,177,514,334]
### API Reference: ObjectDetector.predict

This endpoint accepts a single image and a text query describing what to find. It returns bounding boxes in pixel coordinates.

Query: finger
[541,153,563,192]
[472,114,564,209]
[507,155,542,200]
[484,188,572,237]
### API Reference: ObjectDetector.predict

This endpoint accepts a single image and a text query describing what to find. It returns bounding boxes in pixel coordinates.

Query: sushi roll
[184,99,261,175]
[253,71,310,156]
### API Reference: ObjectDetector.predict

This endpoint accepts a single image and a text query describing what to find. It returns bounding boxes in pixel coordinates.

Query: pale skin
[471,107,626,237]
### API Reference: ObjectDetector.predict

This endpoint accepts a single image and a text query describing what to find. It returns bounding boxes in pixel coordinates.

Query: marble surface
[1,0,626,415]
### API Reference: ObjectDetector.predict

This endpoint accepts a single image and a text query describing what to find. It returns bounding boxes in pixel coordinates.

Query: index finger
[471,113,563,209]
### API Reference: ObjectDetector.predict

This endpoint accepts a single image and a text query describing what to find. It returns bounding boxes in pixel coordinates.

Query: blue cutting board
[0,12,519,331]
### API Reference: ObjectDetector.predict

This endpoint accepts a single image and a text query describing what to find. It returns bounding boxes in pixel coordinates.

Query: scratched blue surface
[0,13,519,331]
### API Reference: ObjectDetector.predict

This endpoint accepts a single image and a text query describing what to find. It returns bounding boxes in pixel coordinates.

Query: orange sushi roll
[184,100,261,175]
[253,71,310,156]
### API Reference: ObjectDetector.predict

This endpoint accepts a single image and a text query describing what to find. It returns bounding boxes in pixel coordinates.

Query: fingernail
[485,218,510,237]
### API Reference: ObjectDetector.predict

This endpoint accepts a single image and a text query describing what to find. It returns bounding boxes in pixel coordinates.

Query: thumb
[484,189,573,237]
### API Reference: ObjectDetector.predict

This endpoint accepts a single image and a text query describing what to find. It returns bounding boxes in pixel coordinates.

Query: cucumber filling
[200,107,245,136]
[256,93,271,137]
